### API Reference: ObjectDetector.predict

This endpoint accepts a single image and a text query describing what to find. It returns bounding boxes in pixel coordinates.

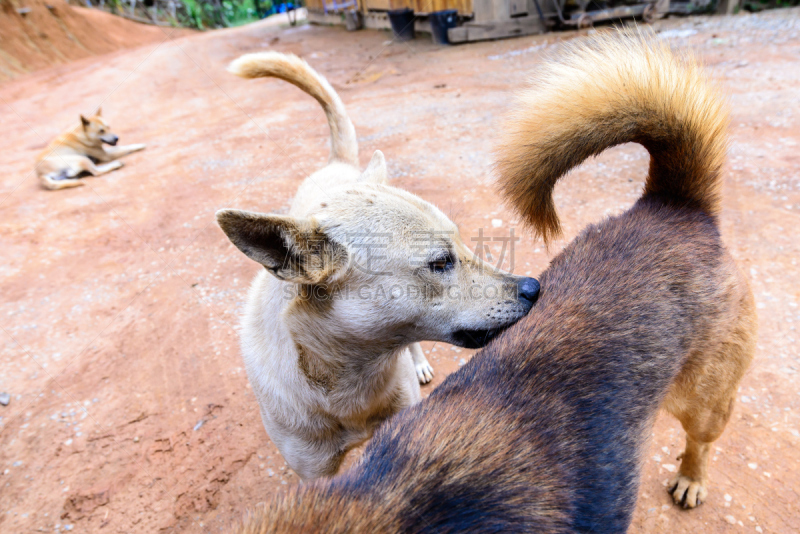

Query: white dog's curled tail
[228,52,358,166]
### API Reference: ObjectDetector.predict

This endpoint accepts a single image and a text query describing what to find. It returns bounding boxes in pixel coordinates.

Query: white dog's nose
[517,277,540,309]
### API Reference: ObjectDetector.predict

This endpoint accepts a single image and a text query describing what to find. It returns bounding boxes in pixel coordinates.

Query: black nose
[517,277,540,308]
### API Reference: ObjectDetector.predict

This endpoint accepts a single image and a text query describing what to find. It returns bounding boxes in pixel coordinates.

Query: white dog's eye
[428,254,455,274]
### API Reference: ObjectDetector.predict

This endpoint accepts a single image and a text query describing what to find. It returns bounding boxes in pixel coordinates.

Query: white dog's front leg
[281,435,349,481]
[409,343,434,384]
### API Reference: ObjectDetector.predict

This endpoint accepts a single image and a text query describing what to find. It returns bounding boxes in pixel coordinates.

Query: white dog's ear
[216,209,348,284]
[359,150,387,183]
[80,115,90,129]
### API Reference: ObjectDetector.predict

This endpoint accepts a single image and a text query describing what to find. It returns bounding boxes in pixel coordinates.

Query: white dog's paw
[415,360,434,384]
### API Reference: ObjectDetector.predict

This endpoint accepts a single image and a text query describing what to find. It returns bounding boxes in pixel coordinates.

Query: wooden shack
[305,0,496,42]
[306,0,733,43]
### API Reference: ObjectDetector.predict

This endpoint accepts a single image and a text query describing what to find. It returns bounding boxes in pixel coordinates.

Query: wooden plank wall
[382,0,472,15]
[306,0,473,16]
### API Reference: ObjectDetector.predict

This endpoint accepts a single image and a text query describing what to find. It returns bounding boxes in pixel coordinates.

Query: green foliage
[177,0,272,29]
[223,0,270,26]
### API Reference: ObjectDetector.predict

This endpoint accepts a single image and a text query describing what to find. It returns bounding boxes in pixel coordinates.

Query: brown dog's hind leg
[665,269,756,509]
[667,405,731,508]
[667,343,753,509]
[665,292,756,509]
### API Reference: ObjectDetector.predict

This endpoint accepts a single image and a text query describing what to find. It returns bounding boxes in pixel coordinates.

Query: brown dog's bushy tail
[495,29,730,244]
[228,52,358,166]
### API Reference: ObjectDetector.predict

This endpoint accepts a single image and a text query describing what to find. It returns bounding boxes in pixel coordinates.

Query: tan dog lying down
[35,108,145,190]
[217,52,540,480]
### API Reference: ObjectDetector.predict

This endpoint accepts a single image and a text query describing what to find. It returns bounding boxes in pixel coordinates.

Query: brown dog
[35,108,146,190]
[234,30,756,533]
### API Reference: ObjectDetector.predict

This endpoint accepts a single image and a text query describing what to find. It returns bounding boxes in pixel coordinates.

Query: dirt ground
[1,8,799,533]
[0,0,194,82]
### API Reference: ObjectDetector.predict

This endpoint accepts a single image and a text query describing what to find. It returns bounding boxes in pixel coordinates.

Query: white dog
[217,52,540,480]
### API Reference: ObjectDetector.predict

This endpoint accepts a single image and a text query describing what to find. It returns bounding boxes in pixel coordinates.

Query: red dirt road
[1,9,799,533]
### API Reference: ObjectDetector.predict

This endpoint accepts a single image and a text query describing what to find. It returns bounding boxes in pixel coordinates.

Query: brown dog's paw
[668,474,707,508]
